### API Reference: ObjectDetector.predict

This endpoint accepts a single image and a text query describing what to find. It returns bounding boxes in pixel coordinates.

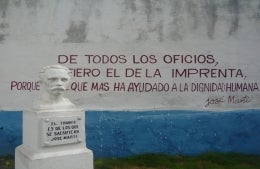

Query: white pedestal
[15,108,93,169]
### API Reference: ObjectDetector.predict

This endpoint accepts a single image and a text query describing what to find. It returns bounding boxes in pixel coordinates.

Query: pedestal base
[15,145,93,169]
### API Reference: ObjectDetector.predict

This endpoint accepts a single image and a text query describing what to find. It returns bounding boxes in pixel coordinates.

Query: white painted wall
[0,0,260,110]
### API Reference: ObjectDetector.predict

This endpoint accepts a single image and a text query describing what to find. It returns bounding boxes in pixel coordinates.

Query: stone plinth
[15,108,93,169]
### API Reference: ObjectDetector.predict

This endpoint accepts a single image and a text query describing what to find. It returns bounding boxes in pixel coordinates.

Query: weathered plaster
[0,0,258,43]
[63,21,87,43]
[228,0,240,35]
[205,0,218,39]
[0,0,9,18]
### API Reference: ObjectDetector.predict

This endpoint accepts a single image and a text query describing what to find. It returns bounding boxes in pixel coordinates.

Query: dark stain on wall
[141,0,152,23]
[154,3,164,42]
[0,22,8,29]
[0,0,9,18]
[124,0,137,13]
[24,0,38,8]
[257,1,260,20]
[136,30,148,41]
[205,0,218,39]
[130,0,137,12]
[228,0,240,35]
[0,34,5,42]
[0,22,8,42]
[258,1,260,20]
[0,0,9,43]
[186,0,199,30]
[169,0,183,41]
[157,20,164,42]
[63,21,87,43]
[13,0,22,7]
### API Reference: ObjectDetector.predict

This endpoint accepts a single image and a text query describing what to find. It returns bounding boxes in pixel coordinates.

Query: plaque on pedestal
[15,65,93,169]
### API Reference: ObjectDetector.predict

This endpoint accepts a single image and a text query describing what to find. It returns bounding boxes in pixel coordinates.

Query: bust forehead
[45,68,70,78]
[40,65,71,79]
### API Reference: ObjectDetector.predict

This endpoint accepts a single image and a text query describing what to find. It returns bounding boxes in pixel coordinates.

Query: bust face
[41,68,70,96]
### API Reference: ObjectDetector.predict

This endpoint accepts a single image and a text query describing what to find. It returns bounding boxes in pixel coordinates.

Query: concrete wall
[0,0,260,157]
[0,0,259,42]
[1,0,260,110]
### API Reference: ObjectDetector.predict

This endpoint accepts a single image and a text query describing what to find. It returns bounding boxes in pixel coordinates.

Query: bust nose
[56,79,63,86]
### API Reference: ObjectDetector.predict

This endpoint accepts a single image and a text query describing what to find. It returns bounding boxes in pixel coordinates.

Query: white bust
[33,65,75,109]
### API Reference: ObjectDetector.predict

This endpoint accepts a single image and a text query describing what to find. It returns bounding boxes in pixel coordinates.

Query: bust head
[39,65,71,97]
[34,65,74,109]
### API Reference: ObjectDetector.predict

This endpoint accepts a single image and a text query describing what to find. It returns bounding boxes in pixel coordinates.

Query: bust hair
[39,65,71,82]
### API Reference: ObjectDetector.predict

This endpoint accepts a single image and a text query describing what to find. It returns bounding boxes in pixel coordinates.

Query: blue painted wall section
[0,110,260,157]
[0,111,22,156]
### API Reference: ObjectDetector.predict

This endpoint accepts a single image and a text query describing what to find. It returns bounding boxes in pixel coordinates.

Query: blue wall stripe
[0,110,260,157]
